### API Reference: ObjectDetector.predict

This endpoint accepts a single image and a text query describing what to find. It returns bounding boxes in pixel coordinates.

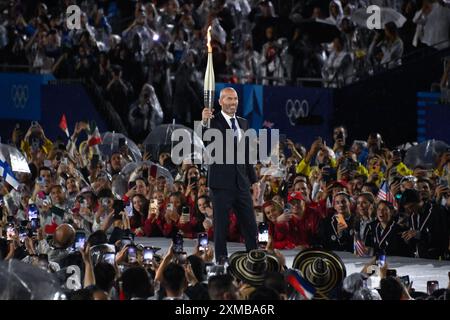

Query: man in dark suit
[201,87,260,263]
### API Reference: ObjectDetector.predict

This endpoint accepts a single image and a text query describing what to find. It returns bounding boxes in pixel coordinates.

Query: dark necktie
[230,118,237,134]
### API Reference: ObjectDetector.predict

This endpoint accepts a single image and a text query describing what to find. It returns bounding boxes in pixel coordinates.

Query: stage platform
[136,237,449,293]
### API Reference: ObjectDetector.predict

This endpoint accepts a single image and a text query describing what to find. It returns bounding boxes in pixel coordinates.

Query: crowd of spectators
[0,119,449,300]
[1,0,449,133]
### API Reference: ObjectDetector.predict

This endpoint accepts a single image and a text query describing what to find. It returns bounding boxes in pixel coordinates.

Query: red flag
[88,126,102,147]
[59,114,70,138]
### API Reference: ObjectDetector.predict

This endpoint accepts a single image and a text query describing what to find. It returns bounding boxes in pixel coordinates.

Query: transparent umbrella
[404,140,449,170]
[100,132,142,162]
[351,7,406,29]
[120,161,174,186]
[143,123,207,163]
[0,259,65,300]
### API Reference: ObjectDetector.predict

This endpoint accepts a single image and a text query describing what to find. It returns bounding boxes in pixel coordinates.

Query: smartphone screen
[258,222,269,244]
[376,254,386,267]
[143,248,154,264]
[427,281,439,295]
[18,226,27,242]
[173,233,184,254]
[399,275,410,288]
[102,253,116,265]
[28,204,39,220]
[30,218,40,234]
[73,231,86,250]
[198,233,208,251]
[128,246,137,263]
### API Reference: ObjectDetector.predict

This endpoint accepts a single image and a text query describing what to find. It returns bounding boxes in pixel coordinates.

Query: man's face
[294,182,310,201]
[111,153,122,170]
[349,178,364,196]
[51,187,65,205]
[40,169,52,183]
[333,127,346,146]
[416,182,431,201]
[219,89,238,117]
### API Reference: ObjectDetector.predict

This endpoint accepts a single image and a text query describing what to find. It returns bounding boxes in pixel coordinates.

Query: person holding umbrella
[368,21,404,69]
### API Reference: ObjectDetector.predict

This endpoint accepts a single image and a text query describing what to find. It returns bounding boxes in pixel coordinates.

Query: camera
[181,206,190,220]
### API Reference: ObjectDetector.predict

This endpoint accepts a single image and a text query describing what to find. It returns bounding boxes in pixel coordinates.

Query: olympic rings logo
[285,99,309,126]
[11,84,29,109]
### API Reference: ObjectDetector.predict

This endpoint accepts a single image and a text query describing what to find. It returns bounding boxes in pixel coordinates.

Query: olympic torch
[204,25,215,128]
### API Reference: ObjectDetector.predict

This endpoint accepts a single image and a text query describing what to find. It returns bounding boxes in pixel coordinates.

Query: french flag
[286,269,316,300]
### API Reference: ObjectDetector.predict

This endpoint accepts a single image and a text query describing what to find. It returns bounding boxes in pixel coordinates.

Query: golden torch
[204,25,215,128]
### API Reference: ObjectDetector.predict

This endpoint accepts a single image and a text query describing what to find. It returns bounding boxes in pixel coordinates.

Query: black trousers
[210,187,258,262]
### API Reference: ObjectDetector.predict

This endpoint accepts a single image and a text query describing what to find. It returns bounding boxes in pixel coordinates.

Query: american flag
[377,180,394,203]
[354,236,369,257]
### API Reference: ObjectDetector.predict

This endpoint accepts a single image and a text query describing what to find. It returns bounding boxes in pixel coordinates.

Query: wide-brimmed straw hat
[228,249,281,287]
[292,248,346,299]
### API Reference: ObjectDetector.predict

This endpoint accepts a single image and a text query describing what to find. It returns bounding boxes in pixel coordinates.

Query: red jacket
[291,207,322,247]
[268,221,297,250]
[206,212,241,243]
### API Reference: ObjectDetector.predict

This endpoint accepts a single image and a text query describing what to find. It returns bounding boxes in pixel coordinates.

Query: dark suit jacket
[202,112,257,190]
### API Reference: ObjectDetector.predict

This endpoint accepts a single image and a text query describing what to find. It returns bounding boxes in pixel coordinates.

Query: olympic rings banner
[0,73,54,120]
[215,83,334,147]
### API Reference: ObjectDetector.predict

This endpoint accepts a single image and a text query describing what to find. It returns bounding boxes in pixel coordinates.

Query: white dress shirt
[221,110,242,141]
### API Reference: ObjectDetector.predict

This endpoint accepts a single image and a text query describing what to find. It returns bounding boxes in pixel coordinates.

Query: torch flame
[207,25,212,53]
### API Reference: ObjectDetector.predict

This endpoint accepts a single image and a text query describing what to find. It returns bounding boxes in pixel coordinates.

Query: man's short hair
[94,262,116,292]
[121,267,152,299]
[87,230,108,247]
[379,277,404,300]
[208,274,236,300]
[162,263,186,295]
[249,286,280,300]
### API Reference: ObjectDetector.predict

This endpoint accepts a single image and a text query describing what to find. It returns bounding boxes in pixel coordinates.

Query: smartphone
[125,203,133,217]
[181,206,190,220]
[258,222,269,244]
[198,232,208,251]
[127,246,137,264]
[386,269,397,278]
[121,238,132,247]
[167,203,174,211]
[28,204,39,220]
[143,247,154,264]
[427,281,439,295]
[73,231,86,250]
[102,253,116,265]
[399,275,410,288]
[376,254,386,267]
[18,226,28,242]
[173,233,184,254]
[6,224,16,240]
[91,154,99,169]
[101,198,109,209]
[30,218,40,235]
[38,253,49,269]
